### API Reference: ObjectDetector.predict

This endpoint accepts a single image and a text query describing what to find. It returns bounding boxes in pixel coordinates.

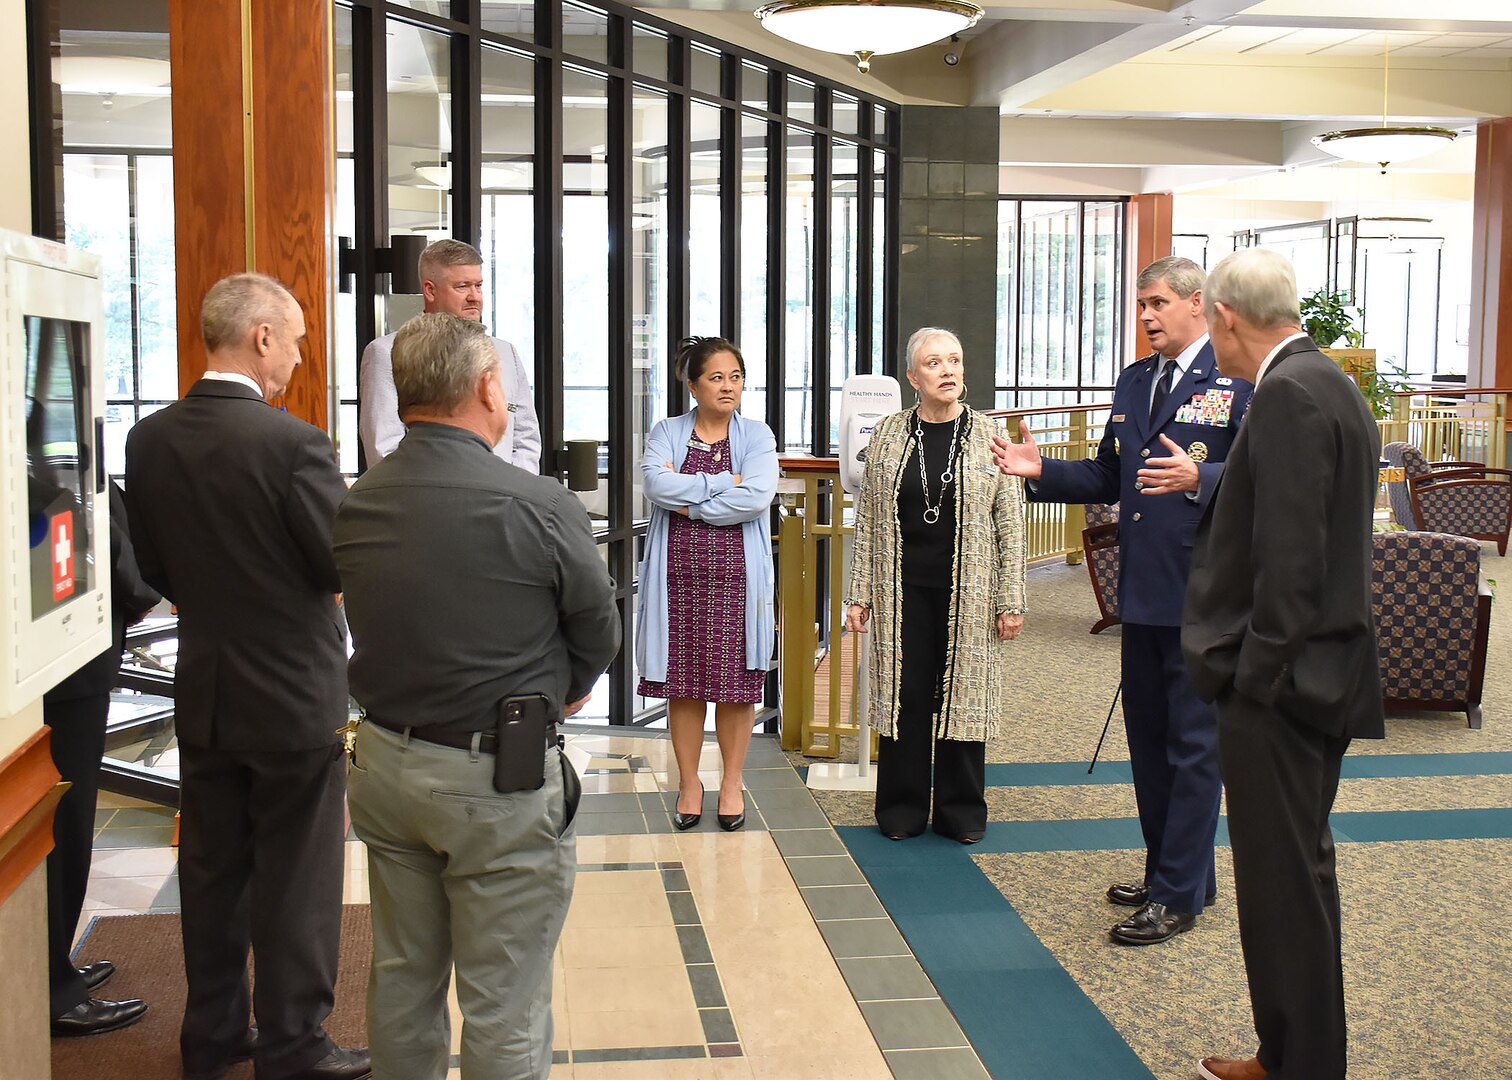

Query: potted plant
[1300,287,1364,349]
[1299,288,1399,419]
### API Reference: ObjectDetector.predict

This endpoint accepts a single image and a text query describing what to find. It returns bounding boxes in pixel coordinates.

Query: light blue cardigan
[634,409,778,685]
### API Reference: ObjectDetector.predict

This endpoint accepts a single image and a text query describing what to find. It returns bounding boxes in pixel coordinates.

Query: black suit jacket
[1182,338,1385,739]
[45,481,161,703]
[124,379,350,751]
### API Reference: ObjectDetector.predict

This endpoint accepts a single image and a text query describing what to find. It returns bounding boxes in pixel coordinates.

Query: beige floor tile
[342,873,370,904]
[680,855,796,897]
[575,834,681,864]
[567,1007,705,1051]
[563,964,695,1014]
[560,925,685,970]
[90,846,178,878]
[746,1046,889,1080]
[83,875,166,910]
[693,885,815,930]
[564,891,673,930]
[572,869,665,896]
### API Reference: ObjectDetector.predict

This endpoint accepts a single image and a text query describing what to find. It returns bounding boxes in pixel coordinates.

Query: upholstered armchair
[1372,530,1491,728]
[1380,441,1512,554]
[1081,503,1119,634]
[1410,467,1512,556]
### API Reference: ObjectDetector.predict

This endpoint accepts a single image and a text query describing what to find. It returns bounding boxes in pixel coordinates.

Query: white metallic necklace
[914,408,963,525]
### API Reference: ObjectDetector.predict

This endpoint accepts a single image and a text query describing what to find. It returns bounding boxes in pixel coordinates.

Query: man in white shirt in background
[358,238,541,471]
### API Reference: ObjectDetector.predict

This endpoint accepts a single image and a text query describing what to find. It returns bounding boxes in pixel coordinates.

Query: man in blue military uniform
[992,256,1253,945]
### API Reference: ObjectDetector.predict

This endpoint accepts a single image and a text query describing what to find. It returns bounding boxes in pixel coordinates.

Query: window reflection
[689,102,722,335]
[785,129,816,452]
[741,114,770,425]
[633,83,670,521]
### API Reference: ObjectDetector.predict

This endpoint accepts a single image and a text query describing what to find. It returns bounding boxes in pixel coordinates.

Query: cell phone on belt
[493,695,551,793]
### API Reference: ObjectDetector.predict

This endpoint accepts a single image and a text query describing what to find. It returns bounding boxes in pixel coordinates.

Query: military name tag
[1112,414,1126,423]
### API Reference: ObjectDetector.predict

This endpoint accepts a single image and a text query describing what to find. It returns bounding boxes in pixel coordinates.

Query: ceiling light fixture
[754,0,983,74]
[1312,32,1456,173]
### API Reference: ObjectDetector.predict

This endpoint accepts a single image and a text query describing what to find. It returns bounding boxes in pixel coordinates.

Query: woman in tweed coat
[844,327,1027,842]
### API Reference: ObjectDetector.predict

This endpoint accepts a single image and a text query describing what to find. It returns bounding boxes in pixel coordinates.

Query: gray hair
[391,312,498,415]
[1136,256,1205,299]
[1203,248,1301,331]
[905,327,962,372]
[200,273,296,353]
[417,238,484,284]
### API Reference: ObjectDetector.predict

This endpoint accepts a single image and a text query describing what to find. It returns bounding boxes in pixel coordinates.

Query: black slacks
[875,583,987,840]
[1218,690,1351,1080]
[178,742,347,1078]
[44,692,112,1017]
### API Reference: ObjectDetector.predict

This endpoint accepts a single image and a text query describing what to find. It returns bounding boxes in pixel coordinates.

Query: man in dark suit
[46,481,159,1037]
[125,274,369,1080]
[1183,248,1384,1080]
[993,257,1252,945]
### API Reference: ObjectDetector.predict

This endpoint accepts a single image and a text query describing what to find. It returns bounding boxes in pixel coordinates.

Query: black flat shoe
[673,782,704,831]
[77,959,115,992]
[51,996,149,1037]
[957,833,983,845]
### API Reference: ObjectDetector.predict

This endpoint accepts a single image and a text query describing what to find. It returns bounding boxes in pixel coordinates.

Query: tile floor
[81,728,985,1079]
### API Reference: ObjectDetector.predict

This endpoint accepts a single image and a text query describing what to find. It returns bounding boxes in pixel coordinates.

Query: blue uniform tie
[1150,358,1174,424]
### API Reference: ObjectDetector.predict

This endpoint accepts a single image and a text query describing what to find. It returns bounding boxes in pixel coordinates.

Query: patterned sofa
[1372,530,1491,728]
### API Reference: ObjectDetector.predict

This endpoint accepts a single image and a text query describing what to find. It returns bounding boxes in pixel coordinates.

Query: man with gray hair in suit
[1184,248,1383,1080]
[358,238,541,471]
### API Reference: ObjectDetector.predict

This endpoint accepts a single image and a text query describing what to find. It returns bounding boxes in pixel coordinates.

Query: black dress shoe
[77,959,115,991]
[259,1046,372,1080]
[1107,882,1218,907]
[1109,902,1196,945]
[673,783,704,831]
[50,996,149,1037]
[1106,881,1150,907]
[956,833,984,844]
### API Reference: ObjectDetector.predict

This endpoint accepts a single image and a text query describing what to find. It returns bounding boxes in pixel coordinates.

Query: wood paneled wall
[168,0,332,430]
[1470,118,1512,394]
[1126,192,1173,363]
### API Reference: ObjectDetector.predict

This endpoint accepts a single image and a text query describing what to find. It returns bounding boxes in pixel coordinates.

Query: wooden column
[1470,118,1512,392]
[168,0,332,430]
[1126,192,1173,362]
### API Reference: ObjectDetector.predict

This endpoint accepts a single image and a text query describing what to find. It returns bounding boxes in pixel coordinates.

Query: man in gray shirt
[358,238,541,471]
[335,312,618,1079]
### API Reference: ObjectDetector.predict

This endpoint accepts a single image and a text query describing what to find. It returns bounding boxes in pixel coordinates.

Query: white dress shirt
[358,330,542,472]
[201,370,266,397]
[1255,331,1312,385]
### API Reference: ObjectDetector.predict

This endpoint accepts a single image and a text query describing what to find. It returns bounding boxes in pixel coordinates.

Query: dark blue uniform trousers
[1120,623,1221,914]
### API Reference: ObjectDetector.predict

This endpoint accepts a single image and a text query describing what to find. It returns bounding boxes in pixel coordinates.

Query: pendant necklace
[915,408,963,524]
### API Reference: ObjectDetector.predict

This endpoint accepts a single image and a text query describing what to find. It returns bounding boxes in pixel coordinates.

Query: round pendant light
[755,0,984,73]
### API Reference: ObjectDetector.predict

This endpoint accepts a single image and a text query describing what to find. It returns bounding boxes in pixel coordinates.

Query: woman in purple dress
[636,338,778,832]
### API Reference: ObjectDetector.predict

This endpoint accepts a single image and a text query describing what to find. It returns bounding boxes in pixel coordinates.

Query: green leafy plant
[1300,288,1364,349]
[1356,358,1407,421]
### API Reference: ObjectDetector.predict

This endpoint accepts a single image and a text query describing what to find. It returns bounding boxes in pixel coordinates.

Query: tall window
[996,198,1126,409]
[335,0,897,724]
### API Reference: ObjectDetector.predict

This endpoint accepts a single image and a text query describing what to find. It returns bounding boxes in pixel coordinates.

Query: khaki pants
[348,721,577,1080]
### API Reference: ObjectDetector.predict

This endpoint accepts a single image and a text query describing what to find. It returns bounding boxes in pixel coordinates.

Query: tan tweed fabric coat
[846,407,1027,742]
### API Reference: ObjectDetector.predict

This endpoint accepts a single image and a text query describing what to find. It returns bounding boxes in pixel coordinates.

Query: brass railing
[1382,386,1509,469]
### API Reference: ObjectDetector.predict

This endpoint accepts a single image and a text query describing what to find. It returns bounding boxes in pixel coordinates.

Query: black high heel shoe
[717,806,745,831]
[674,782,704,831]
